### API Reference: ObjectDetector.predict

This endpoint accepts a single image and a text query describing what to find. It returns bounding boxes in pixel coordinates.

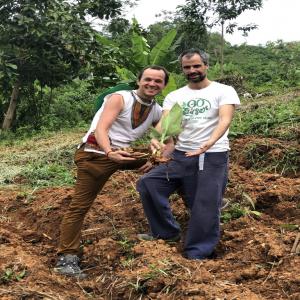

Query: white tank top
[82,90,162,153]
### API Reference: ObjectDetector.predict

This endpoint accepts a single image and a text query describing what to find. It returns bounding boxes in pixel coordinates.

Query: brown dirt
[0,137,299,300]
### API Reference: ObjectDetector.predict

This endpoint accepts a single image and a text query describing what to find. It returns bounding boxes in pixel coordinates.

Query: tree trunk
[220,21,224,77]
[2,79,21,130]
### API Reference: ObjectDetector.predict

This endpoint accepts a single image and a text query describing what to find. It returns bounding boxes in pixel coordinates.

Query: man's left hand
[185,141,213,157]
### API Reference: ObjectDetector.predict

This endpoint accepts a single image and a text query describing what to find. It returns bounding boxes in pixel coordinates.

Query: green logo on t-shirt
[182,98,211,116]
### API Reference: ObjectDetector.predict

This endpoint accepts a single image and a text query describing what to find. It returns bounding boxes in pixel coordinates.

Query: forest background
[0,0,299,135]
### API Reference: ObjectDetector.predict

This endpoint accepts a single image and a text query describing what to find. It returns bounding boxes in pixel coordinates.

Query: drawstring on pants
[199,153,205,170]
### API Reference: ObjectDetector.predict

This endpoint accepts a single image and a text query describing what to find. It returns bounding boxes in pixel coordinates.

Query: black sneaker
[54,254,86,278]
[137,233,180,243]
[183,251,217,260]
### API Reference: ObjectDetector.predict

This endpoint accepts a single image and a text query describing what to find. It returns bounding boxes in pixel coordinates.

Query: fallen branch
[82,227,103,236]
[42,233,53,240]
[262,262,276,285]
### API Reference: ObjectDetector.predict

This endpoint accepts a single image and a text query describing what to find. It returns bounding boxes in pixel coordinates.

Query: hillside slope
[0,91,299,299]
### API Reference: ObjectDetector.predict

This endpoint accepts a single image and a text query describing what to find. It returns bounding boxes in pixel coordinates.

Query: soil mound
[0,138,299,299]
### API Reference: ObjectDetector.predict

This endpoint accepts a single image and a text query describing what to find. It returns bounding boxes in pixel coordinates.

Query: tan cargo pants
[58,146,147,255]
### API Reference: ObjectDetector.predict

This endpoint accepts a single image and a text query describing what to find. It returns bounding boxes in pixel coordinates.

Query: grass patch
[0,128,83,187]
[230,93,299,140]
[20,163,75,187]
[221,202,261,223]
[241,141,299,176]
[1,265,27,284]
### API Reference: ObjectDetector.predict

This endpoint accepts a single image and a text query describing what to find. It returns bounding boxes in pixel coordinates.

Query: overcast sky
[126,0,300,46]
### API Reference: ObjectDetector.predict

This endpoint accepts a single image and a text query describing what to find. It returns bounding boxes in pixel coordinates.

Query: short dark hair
[137,65,169,85]
[179,49,209,66]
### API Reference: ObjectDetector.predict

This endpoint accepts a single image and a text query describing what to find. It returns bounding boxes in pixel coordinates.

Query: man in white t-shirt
[137,49,240,260]
[54,66,169,277]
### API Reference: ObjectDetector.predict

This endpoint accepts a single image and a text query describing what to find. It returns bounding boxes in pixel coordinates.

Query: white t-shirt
[163,81,240,152]
[82,90,162,153]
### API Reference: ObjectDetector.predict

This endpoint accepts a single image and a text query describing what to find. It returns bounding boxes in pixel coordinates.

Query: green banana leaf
[160,103,183,143]
[149,126,162,140]
[131,32,150,68]
[162,73,177,97]
[149,29,177,66]
[150,103,183,143]
[170,33,183,52]
[116,67,136,82]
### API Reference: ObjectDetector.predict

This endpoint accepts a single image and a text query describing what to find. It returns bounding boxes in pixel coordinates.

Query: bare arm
[95,94,135,162]
[186,104,236,156]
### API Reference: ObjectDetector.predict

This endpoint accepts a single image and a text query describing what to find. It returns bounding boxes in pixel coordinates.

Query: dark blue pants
[137,150,228,259]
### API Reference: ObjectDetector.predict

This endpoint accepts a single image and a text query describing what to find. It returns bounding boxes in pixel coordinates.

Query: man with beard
[136,49,240,260]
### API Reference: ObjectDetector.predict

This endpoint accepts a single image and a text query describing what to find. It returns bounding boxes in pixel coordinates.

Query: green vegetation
[221,202,261,223]
[221,191,262,223]
[0,0,299,188]
[0,130,82,187]
[20,163,75,187]
[150,103,183,143]
[1,1,299,133]
[128,261,172,295]
[231,95,299,139]
[223,41,300,91]
[14,79,96,132]
[1,267,27,283]
[242,141,299,176]
[230,92,299,176]
[0,0,131,130]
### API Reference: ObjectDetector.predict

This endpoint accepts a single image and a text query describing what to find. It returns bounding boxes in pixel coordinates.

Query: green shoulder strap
[95,82,135,111]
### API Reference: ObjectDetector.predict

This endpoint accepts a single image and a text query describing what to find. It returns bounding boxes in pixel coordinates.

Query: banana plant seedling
[150,103,183,160]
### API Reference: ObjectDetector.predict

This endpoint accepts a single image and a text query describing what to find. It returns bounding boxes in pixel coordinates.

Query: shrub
[14,79,97,132]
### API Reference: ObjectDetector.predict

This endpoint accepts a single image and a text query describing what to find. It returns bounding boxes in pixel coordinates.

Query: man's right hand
[107,150,136,163]
[150,138,175,159]
[150,138,163,154]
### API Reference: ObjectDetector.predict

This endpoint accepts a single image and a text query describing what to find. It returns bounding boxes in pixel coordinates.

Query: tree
[152,7,209,54]
[0,0,126,130]
[177,0,263,75]
[146,21,176,49]
[74,0,123,19]
[105,17,130,39]
[210,0,263,75]
[176,1,209,52]
[206,32,231,65]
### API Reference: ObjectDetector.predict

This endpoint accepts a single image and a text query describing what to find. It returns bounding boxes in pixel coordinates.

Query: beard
[186,72,206,83]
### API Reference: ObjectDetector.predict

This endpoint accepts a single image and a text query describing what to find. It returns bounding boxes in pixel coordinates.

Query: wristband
[106,150,113,157]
